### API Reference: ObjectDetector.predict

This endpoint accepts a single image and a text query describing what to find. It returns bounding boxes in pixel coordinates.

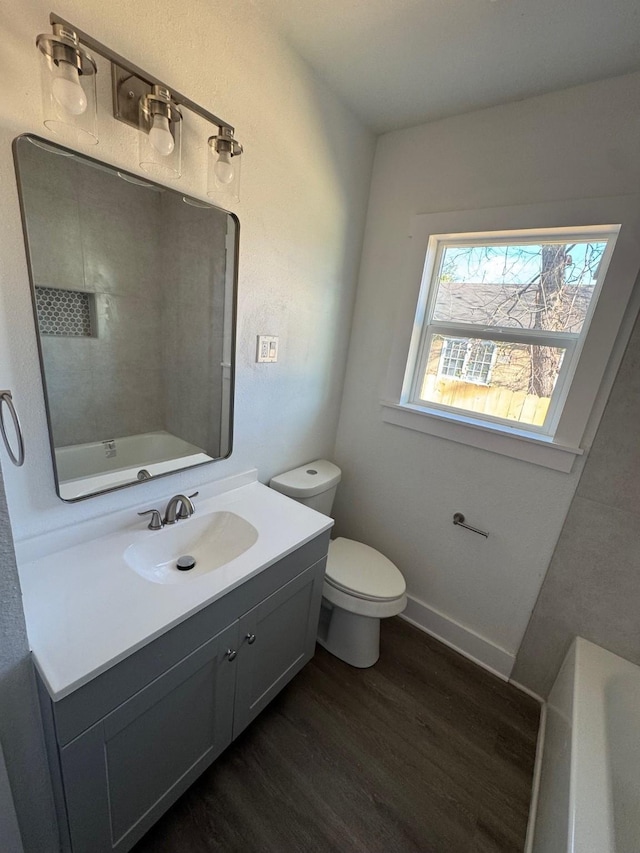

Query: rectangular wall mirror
[14,134,237,501]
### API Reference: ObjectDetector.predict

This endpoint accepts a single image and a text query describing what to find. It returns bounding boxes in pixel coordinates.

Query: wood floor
[132,618,540,853]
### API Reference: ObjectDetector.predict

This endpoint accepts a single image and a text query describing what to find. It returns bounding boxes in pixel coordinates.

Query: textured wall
[333,72,640,673]
[0,460,58,851]
[513,312,640,696]
[0,0,374,539]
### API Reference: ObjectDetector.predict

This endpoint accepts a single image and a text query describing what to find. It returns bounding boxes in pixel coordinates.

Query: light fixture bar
[48,12,234,133]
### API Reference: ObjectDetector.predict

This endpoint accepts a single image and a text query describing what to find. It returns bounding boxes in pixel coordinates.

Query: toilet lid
[326,538,406,601]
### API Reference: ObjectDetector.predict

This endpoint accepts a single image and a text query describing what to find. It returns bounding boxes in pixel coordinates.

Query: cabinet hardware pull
[226,649,237,661]
[246,633,256,645]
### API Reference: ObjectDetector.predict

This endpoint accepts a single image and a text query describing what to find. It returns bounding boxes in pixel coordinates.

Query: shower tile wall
[160,194,226,454]
[20,144,164,446]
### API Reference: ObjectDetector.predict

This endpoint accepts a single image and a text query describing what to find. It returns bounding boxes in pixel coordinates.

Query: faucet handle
[138,508,163,530]
[177,491,199,520]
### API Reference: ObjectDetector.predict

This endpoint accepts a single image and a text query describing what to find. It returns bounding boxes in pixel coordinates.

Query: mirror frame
[13,133,239,502]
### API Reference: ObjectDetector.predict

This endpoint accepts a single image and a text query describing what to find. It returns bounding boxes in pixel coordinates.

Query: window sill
[380,401,583,473]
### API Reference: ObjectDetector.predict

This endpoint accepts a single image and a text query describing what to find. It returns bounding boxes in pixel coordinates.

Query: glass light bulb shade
[207,142,241,202]
[51,61,87,115]
[148,114,175,156]
[214,151,234,184]
[139,103,182,179]
[39,50,98,145]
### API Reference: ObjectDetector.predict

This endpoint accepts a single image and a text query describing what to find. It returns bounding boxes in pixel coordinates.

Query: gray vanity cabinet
[36,532,329,853]
[60,621,239,853]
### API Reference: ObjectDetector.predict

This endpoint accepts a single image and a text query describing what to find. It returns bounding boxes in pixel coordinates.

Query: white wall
[0,0,374,540]
[333,72,640,677]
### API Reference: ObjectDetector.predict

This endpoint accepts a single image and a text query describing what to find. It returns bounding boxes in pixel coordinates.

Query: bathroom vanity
[17,472,331,852]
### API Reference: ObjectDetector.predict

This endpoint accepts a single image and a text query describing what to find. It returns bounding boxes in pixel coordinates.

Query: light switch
[257,335,279,363]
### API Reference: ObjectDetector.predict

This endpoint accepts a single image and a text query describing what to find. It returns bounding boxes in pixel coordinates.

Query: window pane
[432,240,607,333]
[439,338,467,378]
[419,335,566,427]
[465,340,496,384]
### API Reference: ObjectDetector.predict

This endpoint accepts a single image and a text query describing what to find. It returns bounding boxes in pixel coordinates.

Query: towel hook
[0,391,25,467]
[453,512,488,538]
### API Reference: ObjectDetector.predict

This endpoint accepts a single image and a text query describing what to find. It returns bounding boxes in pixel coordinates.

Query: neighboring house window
[406,230,616,434]
[438,337,497,385]
[438,338,467,379]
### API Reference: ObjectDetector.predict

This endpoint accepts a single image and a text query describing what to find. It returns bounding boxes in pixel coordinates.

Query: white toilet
[269,460,406,668]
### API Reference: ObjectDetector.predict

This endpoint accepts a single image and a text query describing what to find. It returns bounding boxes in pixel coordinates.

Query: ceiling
[254,0,640,133]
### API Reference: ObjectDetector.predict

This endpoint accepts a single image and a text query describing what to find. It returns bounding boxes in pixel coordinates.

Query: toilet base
[317,601,380,668]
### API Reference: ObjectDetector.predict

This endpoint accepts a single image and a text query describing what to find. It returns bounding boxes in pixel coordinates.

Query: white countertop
[17,473,332,701]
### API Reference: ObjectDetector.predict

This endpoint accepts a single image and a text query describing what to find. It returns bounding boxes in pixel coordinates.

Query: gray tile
[22,187,84,289]
[90,366,162,440]
[172,221,212,308]
[92,294,162,369]
[513,495,640,696]
[45,369,97,447]
[80,195,161,297]
[16,137,79,200]
[160,192,227,226]
[77,160,162,216]
[40,336,93,379]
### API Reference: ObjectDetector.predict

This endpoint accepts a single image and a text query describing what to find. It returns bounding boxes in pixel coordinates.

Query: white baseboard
[509,678,545,705]
[399,595,516,680]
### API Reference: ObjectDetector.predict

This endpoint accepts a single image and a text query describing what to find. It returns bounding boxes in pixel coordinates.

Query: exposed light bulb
[51,60,87,116]
[214,150,235,184]
[148,114,175,157]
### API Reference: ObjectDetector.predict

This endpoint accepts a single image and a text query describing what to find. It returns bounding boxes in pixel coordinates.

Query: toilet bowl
[269,460,406,668]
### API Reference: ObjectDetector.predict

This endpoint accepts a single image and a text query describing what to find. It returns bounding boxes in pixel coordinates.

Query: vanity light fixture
[35,14,243,194]
[36,23,98,145]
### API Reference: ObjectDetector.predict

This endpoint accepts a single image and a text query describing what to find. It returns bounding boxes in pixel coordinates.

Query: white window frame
[408,227,617,437]
[381,197,640,472]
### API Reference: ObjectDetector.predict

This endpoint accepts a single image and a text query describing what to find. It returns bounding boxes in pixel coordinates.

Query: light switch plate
[257,335,279,363]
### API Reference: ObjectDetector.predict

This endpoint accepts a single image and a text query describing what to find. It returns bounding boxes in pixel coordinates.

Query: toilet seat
[326,538,406,601]
[323,538,407,618]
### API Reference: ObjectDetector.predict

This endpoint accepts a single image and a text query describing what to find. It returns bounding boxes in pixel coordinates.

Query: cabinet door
[60,620,239,853]
[233,560,324,738]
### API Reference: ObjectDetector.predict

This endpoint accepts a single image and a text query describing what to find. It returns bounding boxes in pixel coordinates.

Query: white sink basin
[125,510,259,584]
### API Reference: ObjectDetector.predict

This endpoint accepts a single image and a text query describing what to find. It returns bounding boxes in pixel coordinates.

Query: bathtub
[531,637,640,853]
[55,430,212,499]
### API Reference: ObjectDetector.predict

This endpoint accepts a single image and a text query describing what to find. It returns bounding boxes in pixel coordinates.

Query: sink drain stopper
[176,555,196,571]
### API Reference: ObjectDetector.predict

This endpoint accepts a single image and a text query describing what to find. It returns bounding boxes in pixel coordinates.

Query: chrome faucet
[137,492,198,529]
[163,492,198,525]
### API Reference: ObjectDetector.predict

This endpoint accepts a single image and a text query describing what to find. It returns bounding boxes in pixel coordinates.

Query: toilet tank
[269,459,341,517]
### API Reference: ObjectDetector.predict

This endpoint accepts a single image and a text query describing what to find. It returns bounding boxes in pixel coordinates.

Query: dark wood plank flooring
[132,618,539,853]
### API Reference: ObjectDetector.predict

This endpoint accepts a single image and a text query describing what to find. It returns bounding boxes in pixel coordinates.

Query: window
[405,228,616,435]
[381,197,640,471]
[438,338,497,385]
